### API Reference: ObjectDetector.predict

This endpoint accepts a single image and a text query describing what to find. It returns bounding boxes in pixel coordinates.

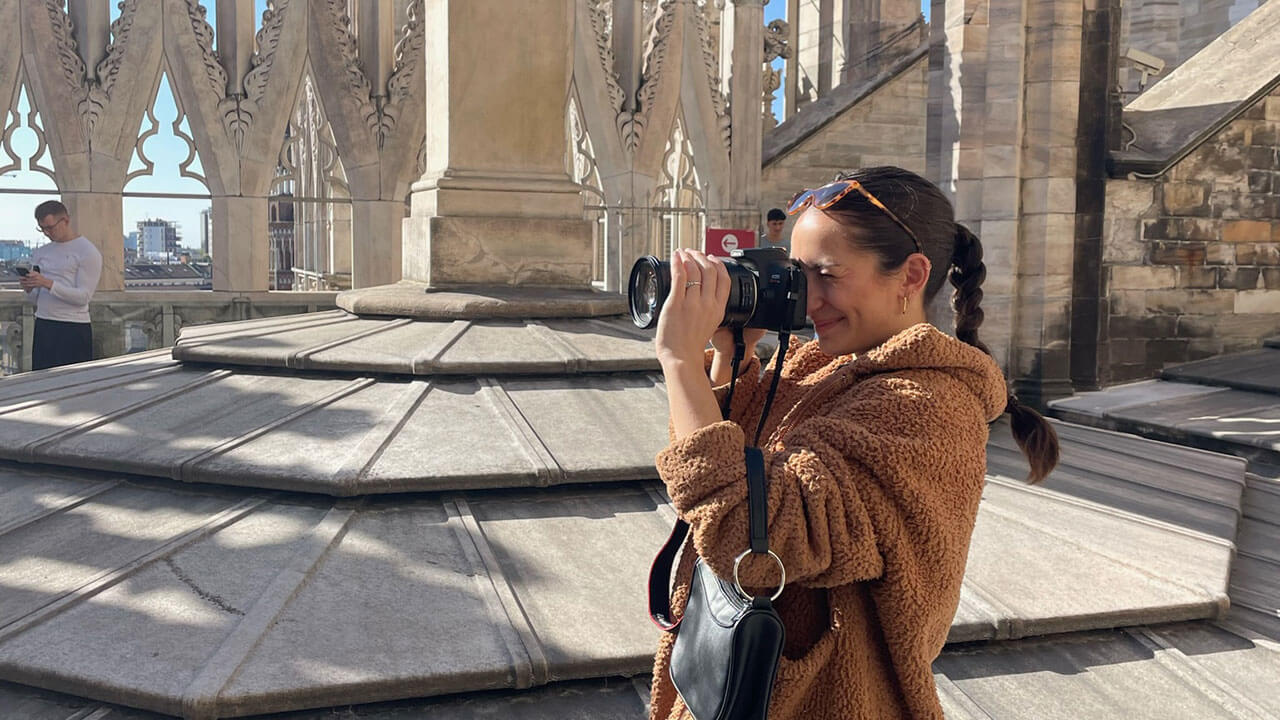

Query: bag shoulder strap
[648,446,769,631]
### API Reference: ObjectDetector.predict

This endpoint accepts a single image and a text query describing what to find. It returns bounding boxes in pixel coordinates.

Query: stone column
[403,0,592,288]
[63,192,124,292]
[351,200,403,288]
[931,0,1087,404]
[212,196,269,291]
[727,0,766,231]
[1009,0,1085,405]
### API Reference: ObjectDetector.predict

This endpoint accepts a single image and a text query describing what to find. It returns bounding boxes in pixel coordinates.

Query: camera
[627,247,807,332]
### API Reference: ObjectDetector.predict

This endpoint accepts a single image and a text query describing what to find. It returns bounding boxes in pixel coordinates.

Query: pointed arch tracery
[270,70,353,291]
[0,74,58,191]
[124,69,210,195]
[651,111,706,257]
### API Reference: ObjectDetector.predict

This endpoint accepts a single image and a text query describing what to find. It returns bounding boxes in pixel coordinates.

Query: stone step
[0,452,1239,718]
[0,355,671,496]
[7,619,1280,720]
[935,623,1280,719]
[0,677,652,720]
[1161,348,1280,396]
[986,419,1245,541]
[172,312,660,376]
[1050,380,1280,465]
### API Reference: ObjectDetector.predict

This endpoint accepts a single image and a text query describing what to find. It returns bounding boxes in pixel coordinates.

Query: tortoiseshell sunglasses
[787,179,922,255]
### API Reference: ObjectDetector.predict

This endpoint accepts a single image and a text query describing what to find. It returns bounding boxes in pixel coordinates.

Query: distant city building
[199,207,212,259]
[0,240,31,262]
[125,262,211,290]
[124,231,139,263]
[137,219,180,262]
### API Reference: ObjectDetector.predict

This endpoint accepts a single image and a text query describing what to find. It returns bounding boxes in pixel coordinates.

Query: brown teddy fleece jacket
[649,323,1007,720]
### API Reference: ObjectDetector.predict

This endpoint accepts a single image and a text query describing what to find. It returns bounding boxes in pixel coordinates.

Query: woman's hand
[656,249,734,439]
[655,249,730,369]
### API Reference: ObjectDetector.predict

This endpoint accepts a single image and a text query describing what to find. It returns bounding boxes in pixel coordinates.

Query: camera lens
[628,256,669,329]
[626,249,802,331]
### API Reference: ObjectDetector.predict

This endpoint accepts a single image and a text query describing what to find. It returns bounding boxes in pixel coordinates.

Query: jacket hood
[783,323,1009,422]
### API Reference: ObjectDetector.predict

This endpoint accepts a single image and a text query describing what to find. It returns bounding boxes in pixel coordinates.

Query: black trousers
[32,318,93,371]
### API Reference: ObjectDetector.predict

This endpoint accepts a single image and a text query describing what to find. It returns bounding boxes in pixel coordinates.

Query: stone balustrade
[0,290,337,376]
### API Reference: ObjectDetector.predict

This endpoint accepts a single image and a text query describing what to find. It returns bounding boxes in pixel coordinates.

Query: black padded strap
[745,447,768,554]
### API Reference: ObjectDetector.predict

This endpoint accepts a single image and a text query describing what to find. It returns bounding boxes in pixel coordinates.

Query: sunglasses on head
[787,179,922,255]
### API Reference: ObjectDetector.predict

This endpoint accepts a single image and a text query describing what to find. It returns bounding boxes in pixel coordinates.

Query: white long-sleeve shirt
[26,236,103,323]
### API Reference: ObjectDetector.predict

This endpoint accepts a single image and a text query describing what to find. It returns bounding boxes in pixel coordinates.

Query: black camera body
[627,246,807,332]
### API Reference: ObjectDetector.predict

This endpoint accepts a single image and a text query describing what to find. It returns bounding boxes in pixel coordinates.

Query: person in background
[20,200,102,371]
[762,207,789,251]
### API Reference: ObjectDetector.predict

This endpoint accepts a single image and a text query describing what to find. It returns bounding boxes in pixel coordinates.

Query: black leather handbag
[648,330,793,720]
[649,447,787,720]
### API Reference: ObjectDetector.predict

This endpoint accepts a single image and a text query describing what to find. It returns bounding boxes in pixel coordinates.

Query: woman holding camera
[649,166,1059,720]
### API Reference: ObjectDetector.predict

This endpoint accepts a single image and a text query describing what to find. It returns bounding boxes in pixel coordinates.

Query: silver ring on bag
[685,280,702,288]
[733,549,786,601]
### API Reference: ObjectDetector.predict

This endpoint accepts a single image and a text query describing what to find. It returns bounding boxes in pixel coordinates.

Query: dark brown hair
[824,166,1059,484]
[34,200,68,221]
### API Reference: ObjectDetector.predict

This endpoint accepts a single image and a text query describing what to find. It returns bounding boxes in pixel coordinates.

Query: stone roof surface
[1052,338,1280,646]
[0,310,1275,718]
[1113,0,1280,174]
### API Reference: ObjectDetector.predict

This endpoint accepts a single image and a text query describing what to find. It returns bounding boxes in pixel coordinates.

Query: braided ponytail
[949,223,1059,484]
[949,224,990,355]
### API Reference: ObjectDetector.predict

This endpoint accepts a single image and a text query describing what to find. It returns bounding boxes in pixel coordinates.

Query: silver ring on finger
[685,281,702,288]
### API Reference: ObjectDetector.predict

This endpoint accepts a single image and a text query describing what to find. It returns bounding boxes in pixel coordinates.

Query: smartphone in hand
[15,267,28,276]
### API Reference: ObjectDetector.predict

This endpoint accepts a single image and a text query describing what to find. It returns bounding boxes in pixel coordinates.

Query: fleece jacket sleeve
[656,372,988,591]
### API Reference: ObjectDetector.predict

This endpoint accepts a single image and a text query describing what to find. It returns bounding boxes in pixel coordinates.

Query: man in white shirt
[20,200,103,370]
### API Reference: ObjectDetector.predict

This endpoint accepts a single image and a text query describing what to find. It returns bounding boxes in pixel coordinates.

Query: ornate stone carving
[43,0,102,133]
[762,18,791,129]
[221,0,291,149]
[95,0,140,99]
[40,0,141,135]
[324,0,424,148]
[693,4,731,150]
[628,0,678,153]
[185,0,230,100]
[381,0,426,145]
[243,0,290,106]
[587,0,625,117]
[324,2,376,121]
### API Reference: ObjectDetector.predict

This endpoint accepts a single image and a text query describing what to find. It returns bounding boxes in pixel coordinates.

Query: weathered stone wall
[1103,89,1280,383]
[760,54,928,232]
